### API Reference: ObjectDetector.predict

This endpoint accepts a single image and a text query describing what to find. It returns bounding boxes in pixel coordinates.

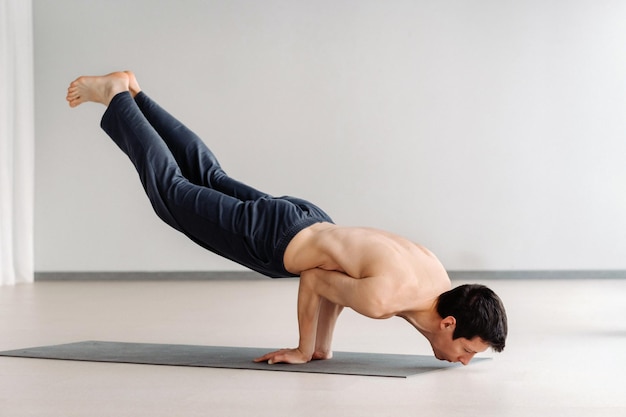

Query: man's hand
[253,348,312,364]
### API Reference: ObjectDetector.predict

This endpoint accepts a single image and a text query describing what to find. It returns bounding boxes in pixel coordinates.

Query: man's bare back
[285,222,451,313]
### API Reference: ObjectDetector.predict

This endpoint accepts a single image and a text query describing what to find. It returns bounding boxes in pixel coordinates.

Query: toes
[67,84,79,95]
[66,92,80,103]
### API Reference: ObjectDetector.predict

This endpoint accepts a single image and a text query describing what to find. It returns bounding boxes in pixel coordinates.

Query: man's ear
[440,316,457,330]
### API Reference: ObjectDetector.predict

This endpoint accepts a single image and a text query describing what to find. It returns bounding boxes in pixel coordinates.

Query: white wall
[34,0,626,272]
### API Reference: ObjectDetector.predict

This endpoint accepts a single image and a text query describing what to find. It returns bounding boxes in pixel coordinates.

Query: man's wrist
[296,346,314,361]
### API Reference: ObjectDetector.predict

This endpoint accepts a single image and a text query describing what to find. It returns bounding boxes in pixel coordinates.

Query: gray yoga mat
[0,341,489,378]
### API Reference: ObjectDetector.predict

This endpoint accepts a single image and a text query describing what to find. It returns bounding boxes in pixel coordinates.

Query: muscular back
[284,223,451,311]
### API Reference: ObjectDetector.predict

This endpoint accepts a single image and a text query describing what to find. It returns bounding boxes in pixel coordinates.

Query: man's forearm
[296,270,323,358]
[314,298,344,358]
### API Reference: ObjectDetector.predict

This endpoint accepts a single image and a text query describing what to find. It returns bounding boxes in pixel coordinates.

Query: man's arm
[312,298,344,360]
[253,268,323,364]
[304,268,393,319]
[254,267,391,364]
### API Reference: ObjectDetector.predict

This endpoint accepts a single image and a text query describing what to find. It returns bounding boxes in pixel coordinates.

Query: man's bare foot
[125,71,142,98]
[66,72,130,107]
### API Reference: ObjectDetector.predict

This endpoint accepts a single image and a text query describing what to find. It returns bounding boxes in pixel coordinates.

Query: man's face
[431,334,490,365]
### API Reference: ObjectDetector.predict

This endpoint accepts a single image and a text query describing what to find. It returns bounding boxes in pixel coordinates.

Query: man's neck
[397,305,441,340]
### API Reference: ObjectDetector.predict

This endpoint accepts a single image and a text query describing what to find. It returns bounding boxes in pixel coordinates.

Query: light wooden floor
[1,278,625,416]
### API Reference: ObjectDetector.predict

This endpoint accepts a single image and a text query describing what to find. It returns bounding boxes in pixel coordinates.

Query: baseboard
[34,270,626,281]
[34,271,269,281]
[447,270,626,280]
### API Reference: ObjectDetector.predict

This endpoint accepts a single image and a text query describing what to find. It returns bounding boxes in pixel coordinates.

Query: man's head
[430,284,508,364]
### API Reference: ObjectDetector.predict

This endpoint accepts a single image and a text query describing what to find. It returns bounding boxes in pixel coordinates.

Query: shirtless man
[66,71,507,366]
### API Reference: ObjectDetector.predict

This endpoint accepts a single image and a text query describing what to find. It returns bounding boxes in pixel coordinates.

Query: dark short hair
[436,284,507,352]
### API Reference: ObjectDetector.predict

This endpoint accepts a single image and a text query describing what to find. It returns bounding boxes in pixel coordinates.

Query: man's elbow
[362,296,396,319]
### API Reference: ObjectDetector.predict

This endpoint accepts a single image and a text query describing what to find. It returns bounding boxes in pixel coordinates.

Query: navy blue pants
[100,91,333,278]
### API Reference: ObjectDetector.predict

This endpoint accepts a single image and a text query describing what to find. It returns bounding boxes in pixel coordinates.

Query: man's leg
[68,73,257,259]
[67,73,187,229]
[126,72,270,202]
[66,72,330,277]
[100,90,252,242]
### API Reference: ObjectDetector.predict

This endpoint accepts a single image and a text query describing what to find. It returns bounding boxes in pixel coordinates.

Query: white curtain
[0,0,34,285]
